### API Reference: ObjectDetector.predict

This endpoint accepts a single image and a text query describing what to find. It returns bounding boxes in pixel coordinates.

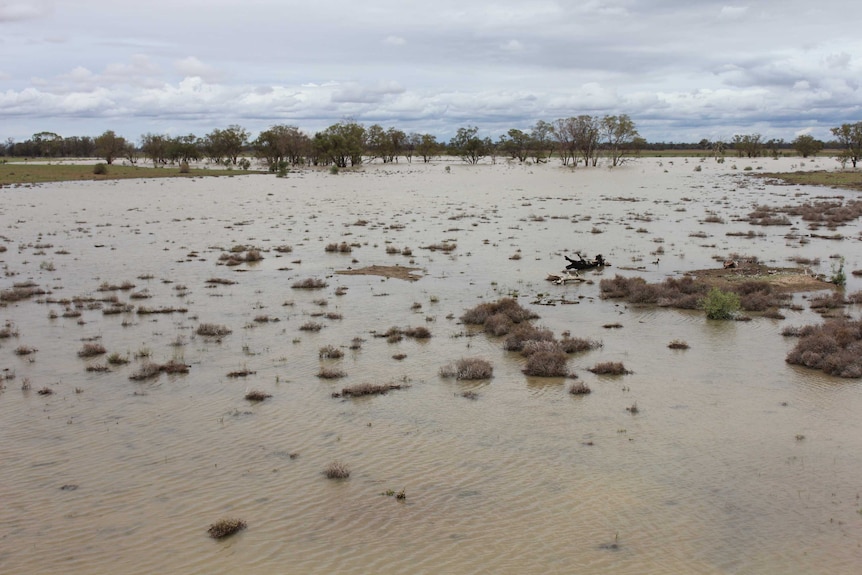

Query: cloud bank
[2,0,860,143]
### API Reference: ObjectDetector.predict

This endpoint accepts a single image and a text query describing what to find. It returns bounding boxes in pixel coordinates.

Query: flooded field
[1,156,861,574]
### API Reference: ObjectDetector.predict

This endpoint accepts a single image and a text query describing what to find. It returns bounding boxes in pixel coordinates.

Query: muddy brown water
[1,157,861,574]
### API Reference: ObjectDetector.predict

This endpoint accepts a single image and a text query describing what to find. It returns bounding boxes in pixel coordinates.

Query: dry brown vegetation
[317,367,346,379]
[522,348,571,377]
[461,297,538,330]
[439,358,494,380]
[784,319,862,378]
[207,518,247,539]
[568,381,591,395]
[196,323,232,337]
[78,343,107,358]
[335,382,407,398]
[588,362,632,375]
[319,345,344,359]
[668,339,690,349]
[600,273,794,313]
[291,277,328,289]
[323,461,350,479]
[245,390,272,402]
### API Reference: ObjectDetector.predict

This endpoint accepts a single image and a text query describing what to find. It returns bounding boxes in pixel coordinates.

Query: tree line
[3,119,861,170]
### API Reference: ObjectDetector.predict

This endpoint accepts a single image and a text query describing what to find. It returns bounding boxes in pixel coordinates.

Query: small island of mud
[336,265,423,281]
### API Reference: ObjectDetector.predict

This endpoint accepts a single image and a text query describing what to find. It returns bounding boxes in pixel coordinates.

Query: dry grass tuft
[319,345,344,359]
[207,518,247,539]
[667,339,690,349]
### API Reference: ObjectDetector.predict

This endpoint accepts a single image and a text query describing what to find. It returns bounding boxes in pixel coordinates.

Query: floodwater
[1,156,861,574]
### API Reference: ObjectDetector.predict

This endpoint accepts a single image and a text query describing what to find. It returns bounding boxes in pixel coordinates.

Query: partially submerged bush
[785,319,862,378]
[291,278,327,289]
[667,339,690,349]
[319,345,344,359]
[337,382,406,397]
[559,336,602,353]
[78,343,107,357]
[588,361,632,375]
[245,390,272,402]
[522,349,570,377]
[503,324,555,352]
[700,287,740,320]
[324,461,350,479]
[439,358,493,380]
[197,323,232,337]
[568,381,591,395]
[207,518,246,539]
[461,297,538,327]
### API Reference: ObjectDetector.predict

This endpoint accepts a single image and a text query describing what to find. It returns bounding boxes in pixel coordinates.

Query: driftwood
[546,271,586,285]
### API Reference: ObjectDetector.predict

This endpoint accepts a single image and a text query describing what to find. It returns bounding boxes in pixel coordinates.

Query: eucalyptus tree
[529,120,554,163]
[414,133,440,163]
[140,133,169,166]
[792,134,822,158]
[449,126,487,164]
[830,122,862,168]
[315,121,366,167]
[600,114,639,167]
[203,124,249,165]
[498,128,531,162]
[94,130,128,164]
[731,134,762,158]
[254,124,309,170]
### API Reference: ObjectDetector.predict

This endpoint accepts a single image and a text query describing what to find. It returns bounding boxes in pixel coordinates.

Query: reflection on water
[1,158,861,574]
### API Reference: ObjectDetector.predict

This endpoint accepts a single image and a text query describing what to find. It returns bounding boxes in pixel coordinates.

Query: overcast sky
[2,0,861,144]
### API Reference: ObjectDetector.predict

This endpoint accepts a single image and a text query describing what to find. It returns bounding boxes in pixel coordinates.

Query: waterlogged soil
[1,157,861,575]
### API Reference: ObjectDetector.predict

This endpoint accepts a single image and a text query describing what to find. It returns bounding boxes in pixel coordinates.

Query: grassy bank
[0,161,262,186]
[755,169,862,192]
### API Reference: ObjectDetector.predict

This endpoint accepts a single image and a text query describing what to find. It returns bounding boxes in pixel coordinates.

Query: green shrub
[93,163,108,175]
[329,165,339,175]
[831,257,846,287]
[701,287,740,320]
